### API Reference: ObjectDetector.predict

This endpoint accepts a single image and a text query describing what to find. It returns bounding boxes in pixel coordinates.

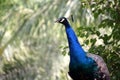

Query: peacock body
[56,17,110,80]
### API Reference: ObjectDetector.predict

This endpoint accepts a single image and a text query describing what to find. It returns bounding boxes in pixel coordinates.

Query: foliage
[77,0,120,80]
[0,0,78,80]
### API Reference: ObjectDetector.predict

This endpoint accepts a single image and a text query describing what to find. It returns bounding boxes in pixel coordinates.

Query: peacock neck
[65,24,80,48]
[65,23,86,63]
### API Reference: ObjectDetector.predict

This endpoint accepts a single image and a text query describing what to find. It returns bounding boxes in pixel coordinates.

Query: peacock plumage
[56,17,110,80]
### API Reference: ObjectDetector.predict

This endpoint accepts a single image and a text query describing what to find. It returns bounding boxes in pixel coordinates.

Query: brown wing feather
[87,53,110,80]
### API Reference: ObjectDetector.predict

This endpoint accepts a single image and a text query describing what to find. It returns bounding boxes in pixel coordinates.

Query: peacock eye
[60,18,65,22]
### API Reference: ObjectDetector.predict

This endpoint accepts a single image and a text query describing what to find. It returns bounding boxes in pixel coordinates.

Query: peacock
[56,17,110,80]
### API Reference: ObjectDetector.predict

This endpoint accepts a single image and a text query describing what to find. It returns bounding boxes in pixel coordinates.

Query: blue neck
[65,23,87,64]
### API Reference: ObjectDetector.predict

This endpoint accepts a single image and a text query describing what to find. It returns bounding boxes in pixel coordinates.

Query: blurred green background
[0,0,120,80]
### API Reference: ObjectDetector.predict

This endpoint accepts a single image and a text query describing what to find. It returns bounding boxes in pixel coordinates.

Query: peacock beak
[55,18,60,23]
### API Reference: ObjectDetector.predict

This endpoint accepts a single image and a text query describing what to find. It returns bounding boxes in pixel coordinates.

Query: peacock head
[55,17,69,25]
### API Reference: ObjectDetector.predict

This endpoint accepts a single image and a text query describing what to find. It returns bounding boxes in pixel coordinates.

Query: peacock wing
[87,53,110,80]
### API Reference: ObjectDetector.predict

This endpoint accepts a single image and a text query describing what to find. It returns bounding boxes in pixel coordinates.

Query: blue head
[55,17,69,26]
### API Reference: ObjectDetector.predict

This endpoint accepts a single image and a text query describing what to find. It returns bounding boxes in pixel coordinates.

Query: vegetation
[79,1,120,79]
[0,0,119,80]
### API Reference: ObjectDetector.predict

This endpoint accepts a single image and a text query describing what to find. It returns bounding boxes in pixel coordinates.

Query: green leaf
[90,38,97,46]
[84,40,89,45]
[96,31,100,36]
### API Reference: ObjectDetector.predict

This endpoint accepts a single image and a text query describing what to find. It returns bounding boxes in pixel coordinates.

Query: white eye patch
[60,18,65,22]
